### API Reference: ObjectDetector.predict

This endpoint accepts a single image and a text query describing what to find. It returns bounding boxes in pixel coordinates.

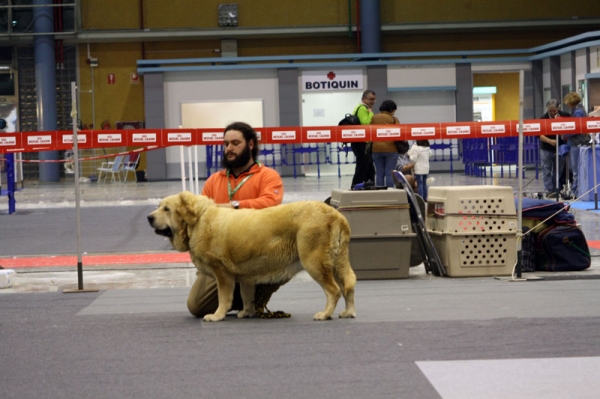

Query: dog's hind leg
[237,282,256,319]
[300,252,342,321]
[203,271,236,322]
[333,244,357,319]
[327,216,357,319]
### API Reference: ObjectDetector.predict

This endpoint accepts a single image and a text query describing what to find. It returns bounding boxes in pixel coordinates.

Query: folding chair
[122,153,140,182]
[97,155,125,183]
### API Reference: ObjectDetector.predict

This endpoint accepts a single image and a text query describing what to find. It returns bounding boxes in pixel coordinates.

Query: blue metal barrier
[202,137,539,180]
[1,154,16,214]
[463,137,540,178]
[430,139,460,173]
[462,138,490,177]
[259,144,281,169]
[282,144,326,178]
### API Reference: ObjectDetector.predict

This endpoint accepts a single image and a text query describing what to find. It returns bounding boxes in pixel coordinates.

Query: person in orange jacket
[187,121,286,318]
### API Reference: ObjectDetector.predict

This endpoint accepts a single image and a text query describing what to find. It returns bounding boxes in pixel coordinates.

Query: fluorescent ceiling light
[473,86,497,94]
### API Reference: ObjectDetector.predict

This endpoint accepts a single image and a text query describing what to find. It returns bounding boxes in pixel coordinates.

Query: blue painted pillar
[360,0,381,53]
[34,0,60,182]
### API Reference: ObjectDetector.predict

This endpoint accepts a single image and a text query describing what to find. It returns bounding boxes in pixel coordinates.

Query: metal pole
[71,82,83,290]
[63,82,98,293]
[187,146,194,194]
[555,120,560,202]
[516,70,524,279]
[593,139,598,209]
[179,145,186,191]
[193,145,199,194]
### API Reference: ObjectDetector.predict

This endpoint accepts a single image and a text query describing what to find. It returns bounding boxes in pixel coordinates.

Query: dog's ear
[170,191,197,250]
[177,191,199,227]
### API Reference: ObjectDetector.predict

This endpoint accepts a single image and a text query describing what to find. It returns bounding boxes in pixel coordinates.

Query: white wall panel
[576,48,588,82]
[389,91,456,124]
[592,46,600,74]
[387,65,455,89]
[561,53,572,88]
[181,100,263,129]
[543,58,551,88]
[301,91,363,127]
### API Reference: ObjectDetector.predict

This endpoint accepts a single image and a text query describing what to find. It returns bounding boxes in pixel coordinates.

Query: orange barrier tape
[0,118,599,154]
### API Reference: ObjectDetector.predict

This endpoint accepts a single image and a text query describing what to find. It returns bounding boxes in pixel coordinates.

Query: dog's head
[147,191,214,251]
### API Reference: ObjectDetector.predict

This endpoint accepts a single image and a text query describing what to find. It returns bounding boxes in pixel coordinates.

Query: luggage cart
[392,170,447,276]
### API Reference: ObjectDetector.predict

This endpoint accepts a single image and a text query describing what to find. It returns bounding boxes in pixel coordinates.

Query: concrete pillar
[360,0,381,53]
[34,0,59,182]
[549,56,561,102]
[143,72,167,181]
[455,63,473,122]
[532,60,544,117]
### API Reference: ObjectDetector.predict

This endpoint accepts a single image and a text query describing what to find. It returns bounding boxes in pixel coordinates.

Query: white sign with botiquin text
[302,70,364,92]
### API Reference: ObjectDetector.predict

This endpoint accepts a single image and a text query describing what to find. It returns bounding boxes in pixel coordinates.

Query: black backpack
[338,113,360,126]
[338,104,366,126]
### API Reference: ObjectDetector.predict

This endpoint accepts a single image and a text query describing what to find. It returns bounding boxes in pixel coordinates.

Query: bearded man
[187,121,287,318]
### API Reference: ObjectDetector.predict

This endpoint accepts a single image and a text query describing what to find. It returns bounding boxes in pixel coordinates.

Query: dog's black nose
[147,215,154,225]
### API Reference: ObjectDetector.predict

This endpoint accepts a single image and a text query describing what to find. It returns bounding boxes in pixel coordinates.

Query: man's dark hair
[379,100,397,113]
[416,140,430,147]
[224,121,259,160]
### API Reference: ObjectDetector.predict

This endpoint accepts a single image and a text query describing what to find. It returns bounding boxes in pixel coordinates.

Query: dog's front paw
[203,313,225,322]
[313,311,333,321]
[237,307,255,319]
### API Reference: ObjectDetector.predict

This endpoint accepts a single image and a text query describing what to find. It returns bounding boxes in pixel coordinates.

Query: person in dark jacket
[539,99,570,196]
[371,100,400,187]
[562,92,589,198]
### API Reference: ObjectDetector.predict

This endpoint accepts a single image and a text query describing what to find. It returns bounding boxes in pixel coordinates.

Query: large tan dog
[147,192,357,322]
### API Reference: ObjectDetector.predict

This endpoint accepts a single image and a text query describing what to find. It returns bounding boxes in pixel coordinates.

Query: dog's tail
[331,216,355,280]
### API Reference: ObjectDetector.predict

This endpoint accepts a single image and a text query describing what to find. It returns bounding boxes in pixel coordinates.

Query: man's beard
[221,143,252,170]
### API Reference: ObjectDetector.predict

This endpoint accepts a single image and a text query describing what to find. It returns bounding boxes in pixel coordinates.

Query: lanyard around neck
[227,171,252,201]
[226,161,260,201]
